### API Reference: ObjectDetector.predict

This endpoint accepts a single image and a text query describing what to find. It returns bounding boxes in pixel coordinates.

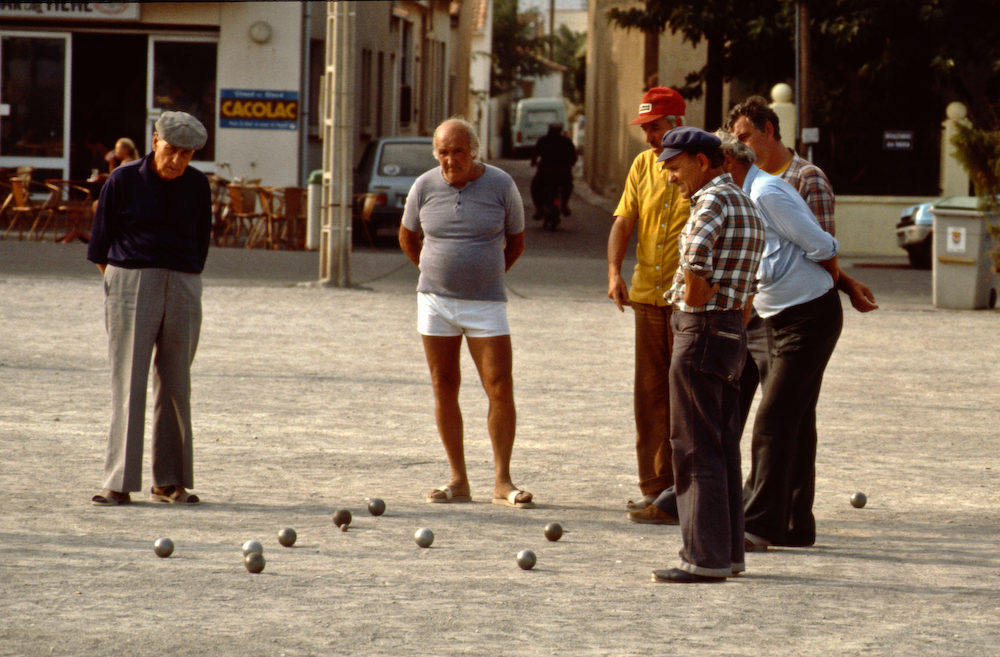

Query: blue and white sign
[219,89,299,130]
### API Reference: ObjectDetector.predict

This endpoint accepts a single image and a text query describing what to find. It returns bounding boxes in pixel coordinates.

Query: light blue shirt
[742,165,838,318]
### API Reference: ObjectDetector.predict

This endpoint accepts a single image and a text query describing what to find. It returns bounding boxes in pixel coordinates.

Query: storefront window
[0,36,66,158]
[152,40,216,161]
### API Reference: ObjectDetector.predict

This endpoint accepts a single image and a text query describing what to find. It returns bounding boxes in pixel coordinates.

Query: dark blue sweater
[87,153,212,273]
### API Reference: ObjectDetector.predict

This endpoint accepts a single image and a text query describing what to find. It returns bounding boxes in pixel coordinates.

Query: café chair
[37,180,93,242]
[2,177,48,241]
[258,186,307,250]
[221,183,264,248]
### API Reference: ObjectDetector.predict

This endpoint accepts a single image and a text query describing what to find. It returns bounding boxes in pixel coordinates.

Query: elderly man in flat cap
[88,111,212,506]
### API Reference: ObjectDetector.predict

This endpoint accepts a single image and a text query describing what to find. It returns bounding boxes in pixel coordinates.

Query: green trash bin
[931,196,999,310]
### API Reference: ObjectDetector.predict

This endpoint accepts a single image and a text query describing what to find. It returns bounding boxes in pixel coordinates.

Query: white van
[510,98,568,158]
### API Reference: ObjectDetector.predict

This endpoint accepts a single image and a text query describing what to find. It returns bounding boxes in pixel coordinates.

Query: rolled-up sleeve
[756,188,838,262]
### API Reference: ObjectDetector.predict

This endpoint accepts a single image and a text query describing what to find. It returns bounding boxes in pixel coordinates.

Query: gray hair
[714,129,756,166]
[433,116,480,159]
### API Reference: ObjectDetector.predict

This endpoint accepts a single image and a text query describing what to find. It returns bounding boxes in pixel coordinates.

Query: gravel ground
[2,174,999,655]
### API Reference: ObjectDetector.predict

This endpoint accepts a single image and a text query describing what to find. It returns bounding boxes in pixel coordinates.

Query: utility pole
[795,1,812,157]
[320,0,355,287]
[549,0,555,60]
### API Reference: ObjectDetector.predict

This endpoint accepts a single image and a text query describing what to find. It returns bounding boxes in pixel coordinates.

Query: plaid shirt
[666,173,765,313]
[780,151,835,235]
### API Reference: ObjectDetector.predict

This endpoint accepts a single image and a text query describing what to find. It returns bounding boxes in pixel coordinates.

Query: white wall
[836,196,936,256]
[215,2,304,187]
[531,72,564,99]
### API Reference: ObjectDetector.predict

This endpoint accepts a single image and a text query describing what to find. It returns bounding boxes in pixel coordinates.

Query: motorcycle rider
[530,122,577,219]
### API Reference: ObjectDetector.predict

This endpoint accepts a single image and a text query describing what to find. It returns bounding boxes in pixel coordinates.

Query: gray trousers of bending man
[102,265,202,493]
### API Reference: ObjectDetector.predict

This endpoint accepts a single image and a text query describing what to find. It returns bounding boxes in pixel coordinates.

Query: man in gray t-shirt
[399,118,533,509]
[402,163,524,301]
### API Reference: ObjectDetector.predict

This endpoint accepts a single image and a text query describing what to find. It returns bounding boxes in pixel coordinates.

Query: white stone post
[770,83,797,150]
[940,101,971,197]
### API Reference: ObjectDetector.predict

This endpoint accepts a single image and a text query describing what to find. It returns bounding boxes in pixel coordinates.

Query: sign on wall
[883,130,914,151]
[219,90,299,130]
[0,3,140,20]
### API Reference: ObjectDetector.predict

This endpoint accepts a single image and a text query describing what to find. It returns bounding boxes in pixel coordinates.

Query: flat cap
[656,126,721,163]
[155,111,207,151]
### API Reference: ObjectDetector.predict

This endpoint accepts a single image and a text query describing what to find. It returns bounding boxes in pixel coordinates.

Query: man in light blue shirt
[718,131,843,551]
[738,155,840,317]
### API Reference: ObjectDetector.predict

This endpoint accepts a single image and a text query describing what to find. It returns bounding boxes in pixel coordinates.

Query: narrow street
[492,156,618,261]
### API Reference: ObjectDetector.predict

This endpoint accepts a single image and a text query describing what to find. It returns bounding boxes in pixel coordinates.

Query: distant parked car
[896,199,939,269]
[353,136,437,242]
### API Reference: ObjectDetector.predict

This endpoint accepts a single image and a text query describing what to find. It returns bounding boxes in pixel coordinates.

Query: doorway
[70,32,147,181]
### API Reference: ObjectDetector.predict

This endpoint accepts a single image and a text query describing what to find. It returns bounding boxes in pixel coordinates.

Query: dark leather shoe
[628,505,679,525]
[651,568,726,583]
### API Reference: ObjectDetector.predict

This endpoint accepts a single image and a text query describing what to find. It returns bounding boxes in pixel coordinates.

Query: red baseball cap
[628,87,686,125]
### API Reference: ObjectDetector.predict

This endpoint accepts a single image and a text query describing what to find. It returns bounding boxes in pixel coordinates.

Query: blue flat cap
[155,111,208,151]
[656,126,721,163]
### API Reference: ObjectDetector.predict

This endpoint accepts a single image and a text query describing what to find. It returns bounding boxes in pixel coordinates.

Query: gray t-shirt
[401,163,525,301]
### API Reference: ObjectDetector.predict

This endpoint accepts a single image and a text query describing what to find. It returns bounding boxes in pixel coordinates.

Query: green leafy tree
[809,0,1000,122]
[607,0,794,129]
[491,0,553,97]
[552,24,587,106]
[606,0,1000,129]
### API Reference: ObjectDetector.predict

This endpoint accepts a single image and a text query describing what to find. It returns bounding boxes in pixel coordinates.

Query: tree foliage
[607,0,794,129]
[606,0,1000,131]
[552,24,587,105]
[490,0,553,97]
[951,122,1000,273]
[809,0,1000,124]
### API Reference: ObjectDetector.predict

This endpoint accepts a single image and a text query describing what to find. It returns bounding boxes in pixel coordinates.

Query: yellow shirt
[613,149,691,306]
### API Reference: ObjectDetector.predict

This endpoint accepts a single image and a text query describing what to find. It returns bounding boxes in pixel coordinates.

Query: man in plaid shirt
[650,127,764,584]
[726,95,835,233]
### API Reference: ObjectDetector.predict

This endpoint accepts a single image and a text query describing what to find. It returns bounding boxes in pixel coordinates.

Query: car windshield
[378,143,438,177]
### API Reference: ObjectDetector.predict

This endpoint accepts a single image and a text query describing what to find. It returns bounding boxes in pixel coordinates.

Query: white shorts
[417,292,510,338]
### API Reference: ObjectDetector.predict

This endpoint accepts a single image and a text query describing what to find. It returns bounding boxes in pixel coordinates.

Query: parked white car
[353,137,437,242]
[896,199,938,269]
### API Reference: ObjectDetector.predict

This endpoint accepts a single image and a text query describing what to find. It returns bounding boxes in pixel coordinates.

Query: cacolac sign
[220,89,299,130]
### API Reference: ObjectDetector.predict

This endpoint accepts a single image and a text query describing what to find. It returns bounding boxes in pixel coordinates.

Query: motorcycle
[531,173,563,231]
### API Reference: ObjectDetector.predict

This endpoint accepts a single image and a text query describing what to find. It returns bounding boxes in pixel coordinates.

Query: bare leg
[422,335,471,500]
[466,335,531,504]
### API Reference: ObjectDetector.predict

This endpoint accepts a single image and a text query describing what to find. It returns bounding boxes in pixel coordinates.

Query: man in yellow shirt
[607,87,689,521]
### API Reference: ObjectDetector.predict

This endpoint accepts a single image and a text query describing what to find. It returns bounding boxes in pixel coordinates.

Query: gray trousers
[102,265,202,493]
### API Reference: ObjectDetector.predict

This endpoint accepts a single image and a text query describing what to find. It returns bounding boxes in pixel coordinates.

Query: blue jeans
[668,310,747,578]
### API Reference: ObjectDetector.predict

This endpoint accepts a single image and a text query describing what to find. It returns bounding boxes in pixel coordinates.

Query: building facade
[0,1,480,189]
[584,0,714,202]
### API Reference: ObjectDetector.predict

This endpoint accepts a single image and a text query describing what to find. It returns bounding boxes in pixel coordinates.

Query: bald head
[433,118,480,159]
